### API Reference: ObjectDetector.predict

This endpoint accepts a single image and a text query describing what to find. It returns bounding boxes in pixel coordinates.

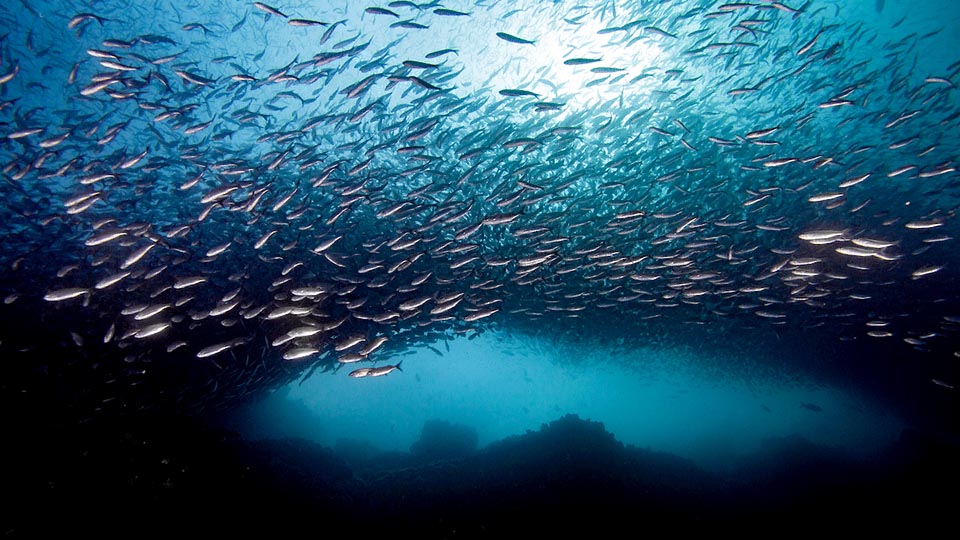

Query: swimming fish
[0,0,955,419]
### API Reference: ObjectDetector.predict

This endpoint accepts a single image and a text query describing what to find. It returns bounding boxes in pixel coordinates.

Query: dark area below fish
[1,0,960,533]
[4,413,957,535]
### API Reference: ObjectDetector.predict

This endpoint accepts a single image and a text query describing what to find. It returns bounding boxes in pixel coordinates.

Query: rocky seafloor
[5,412,956,536]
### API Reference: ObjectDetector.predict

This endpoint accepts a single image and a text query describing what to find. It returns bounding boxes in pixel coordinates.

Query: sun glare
[490,13,666,115]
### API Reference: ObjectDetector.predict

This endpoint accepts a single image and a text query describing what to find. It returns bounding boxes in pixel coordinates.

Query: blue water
[238,332,903,471]
[1,0,959,533]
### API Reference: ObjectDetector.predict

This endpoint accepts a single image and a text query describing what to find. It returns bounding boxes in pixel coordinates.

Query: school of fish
[0,0,957,416]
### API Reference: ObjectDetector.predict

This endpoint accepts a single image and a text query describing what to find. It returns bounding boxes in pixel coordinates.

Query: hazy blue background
[216,0,954,469]
[0,0,955,473]
[231,330,903,470]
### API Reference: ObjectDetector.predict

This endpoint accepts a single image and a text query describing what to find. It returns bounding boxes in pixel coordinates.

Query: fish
[289,19,328,27]
[348,368,374,378]
[197,341,239,359]
[360,361,403,377]
[499,89,539,98]
[496,32,535,45]
[0,0,955,421]
[564,58,602,65]
[359,336,389,356]
[403,60,439,70]
[43,288,89,302]
[134,322,172,339]
[435,8,470,17]
[253,2,287,18]
[912,266,944,279]
[366,7,399,18]
[68,12,109,30]
[0,63,20,85]
[284,347,320,360]
[425,49,457,58]
[798,230,845,242]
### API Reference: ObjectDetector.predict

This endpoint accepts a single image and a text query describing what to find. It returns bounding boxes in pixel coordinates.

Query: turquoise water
[1,0,959,532]
[239,331,903,470]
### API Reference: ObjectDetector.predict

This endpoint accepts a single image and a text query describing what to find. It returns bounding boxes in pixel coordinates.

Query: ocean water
[1,0,959,535]
[239,331,904,472]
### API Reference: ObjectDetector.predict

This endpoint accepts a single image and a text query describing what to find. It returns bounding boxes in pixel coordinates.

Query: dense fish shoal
[0,0,958,416]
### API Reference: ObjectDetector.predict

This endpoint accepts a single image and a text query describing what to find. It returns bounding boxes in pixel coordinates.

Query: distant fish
[4,0,960,419]
[500,89,539,98]
[368,361,403,377]
[349,361,403,378]
[283,347,319,360]
[403,60,439,70]
[425,49,457,58]
[253,2,287,18]
[434,8,470,16]
[496,32,535,45]
[564,57,602,65]
[288,18,327,27]
[43,288,89,302]
[348,368,373,378]
[365,7,399,18]
[0,63,19,85]
[68,12,109,29]
[912,266,944,279]
[800,402,823,412]
[197,340,239,359]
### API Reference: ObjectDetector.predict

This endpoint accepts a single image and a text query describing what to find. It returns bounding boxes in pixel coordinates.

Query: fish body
[496,32,535,44]
[1,0,958,418]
